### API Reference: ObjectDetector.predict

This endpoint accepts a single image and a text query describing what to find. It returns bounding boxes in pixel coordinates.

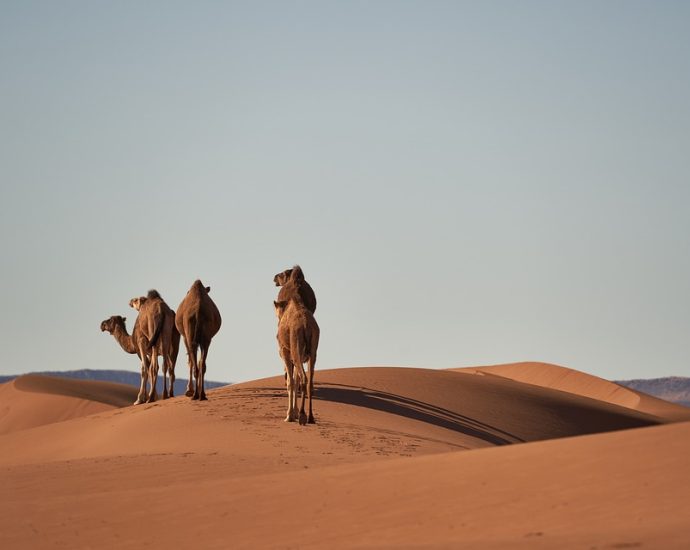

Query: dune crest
[453,361,690,420]
[0,375,135,435]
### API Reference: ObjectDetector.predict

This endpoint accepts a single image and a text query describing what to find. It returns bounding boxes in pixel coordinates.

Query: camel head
[274,265,305,287]
[273,269,293,287]
[100,315,126,334]
[129,296,146,311]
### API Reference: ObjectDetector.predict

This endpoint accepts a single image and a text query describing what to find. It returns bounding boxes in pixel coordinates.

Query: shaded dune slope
[306,367,663,444]
[453,361,690,421]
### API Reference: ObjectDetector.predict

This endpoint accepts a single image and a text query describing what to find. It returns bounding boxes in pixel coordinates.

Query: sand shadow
[314,383,523,446]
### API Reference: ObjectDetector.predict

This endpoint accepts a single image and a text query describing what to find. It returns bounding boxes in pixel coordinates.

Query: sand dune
[0,374,136,435]
[1,365,688,549]
[0,367,663,466]
[454,361,690,420]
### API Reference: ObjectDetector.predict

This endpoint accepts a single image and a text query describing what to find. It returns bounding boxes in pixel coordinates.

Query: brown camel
[122,289,169,403]
[100,315,154,405]
[176,280,221,400]
[129,292,181,398]
[274,281,320,424]
[274,265,317,314]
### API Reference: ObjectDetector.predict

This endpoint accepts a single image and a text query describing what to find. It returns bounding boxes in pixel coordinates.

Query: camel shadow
[313,383,523,446]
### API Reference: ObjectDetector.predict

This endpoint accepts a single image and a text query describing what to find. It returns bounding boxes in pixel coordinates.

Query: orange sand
[1,364,688,549]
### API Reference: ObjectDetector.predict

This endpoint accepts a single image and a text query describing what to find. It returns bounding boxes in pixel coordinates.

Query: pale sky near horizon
[1,1,689,384]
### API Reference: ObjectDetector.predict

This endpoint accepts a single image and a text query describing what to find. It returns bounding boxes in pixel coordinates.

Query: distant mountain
[0,369,229,396]
[616,377,690,408]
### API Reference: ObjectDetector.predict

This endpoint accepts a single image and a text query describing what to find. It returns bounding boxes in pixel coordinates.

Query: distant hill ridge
[616,376,690,408]
[0,369,229,396]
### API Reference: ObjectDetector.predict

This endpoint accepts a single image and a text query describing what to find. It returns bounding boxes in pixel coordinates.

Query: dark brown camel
[274,265,317,314]
[176,280,221,400]
[274,280,320,424]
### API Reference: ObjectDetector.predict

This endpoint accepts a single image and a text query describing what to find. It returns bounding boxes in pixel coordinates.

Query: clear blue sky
[1,1,688,383]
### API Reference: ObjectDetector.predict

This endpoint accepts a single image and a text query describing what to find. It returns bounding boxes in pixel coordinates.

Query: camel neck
[113,324,137,355]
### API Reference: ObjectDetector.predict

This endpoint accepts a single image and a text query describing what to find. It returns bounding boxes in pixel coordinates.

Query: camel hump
[191,280,207,293]
[147,289,162,300]
[290,265,305,283]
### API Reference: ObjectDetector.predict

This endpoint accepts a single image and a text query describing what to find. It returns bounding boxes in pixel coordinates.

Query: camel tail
[290,330,307,381]
[188,316,199,349]
[148,318,164,349]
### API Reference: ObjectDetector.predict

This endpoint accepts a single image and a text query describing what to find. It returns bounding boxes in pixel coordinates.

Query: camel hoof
[199,395,208,401]
[284,415,295,422]
[298,413,308,425]
[185,390,194,397]
[191,394,199,400]
[133,399,144,406]
[308,416,315,424]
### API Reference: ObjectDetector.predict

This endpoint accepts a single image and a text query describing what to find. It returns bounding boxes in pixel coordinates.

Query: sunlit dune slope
[0,367,663,468]
[0,375,136,435]
[453,361,690,420]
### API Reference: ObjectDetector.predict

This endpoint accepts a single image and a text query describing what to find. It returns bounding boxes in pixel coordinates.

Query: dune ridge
[454,361,690,420]
[13,374,137,405]
[0,375,135,435]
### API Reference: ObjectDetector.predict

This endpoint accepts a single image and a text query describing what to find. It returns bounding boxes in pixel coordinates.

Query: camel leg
[147,349,159,403]
[186,339,195,397]
[307,356,315,424]
[186,355,195,397]
[197,344,208,401]
[180,335,194,397]
[167,353,175,398]
[283,358,295,422]
[162,358,169,399]
[190,345,201,400]
[296,362,308,426]
[134,353,148,405]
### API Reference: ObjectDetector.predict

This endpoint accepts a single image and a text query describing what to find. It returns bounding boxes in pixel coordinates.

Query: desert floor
[2,362,689,549]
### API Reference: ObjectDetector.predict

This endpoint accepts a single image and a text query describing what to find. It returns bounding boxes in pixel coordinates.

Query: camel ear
[206,286,211,293]
[123,317,126,322]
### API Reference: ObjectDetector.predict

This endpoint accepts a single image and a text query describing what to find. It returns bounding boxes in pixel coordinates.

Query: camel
[274,265,317,314]
[176,280,221,400]
[274,280,320,424]
[129,292,181,398]
[112,289,168,403]
[100,315,154,405]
